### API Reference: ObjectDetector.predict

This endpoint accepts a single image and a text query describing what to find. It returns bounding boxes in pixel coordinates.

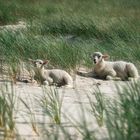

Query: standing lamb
[77,52,139,81]
[29,59,73,87]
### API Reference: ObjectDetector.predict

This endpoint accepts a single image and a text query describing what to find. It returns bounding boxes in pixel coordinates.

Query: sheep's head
[91,52,109,65]
[29,59,49,69]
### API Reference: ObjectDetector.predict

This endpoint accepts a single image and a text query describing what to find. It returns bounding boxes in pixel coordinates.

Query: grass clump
[86,82,140,140]
[88,87,105,127]
[40,87,64,124]
[0,82,17,139]
[105,82,140,140]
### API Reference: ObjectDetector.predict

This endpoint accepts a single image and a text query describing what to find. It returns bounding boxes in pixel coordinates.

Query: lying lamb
[77,52,139,81]
[29,59,73,87]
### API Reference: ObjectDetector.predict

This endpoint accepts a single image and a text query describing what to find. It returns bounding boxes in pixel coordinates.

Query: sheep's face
[29,59,48,69]
[33,59,44,68]
[92,52,109,65]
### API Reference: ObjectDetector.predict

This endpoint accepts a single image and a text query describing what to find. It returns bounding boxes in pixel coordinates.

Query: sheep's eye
[98,55,101,58]
[39,62,42,64]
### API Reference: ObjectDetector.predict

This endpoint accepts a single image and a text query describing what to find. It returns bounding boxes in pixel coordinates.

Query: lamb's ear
[43,60,49,65]
[102,54,110,60]
[28,58,35,63]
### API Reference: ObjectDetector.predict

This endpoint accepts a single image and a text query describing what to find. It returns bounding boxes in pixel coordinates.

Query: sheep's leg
[106,75,121,81]
[64,84,73,88]
[43,77,53,85]
[43,80,49,85]
[106,75,114,80]
[126,63,139,78]
[63,75,73,88]
[106,70,120,81]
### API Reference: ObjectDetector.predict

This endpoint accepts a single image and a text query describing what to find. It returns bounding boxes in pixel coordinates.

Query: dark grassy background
[0,0,140,70]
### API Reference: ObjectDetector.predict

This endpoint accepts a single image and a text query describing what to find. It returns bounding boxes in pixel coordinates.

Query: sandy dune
[0,74,131,140]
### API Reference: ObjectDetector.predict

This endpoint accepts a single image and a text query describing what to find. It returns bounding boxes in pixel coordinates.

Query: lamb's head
[92,52,109,65]
[29,59,48,69]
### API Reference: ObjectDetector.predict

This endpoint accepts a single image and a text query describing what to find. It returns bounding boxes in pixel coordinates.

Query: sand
[0,74,131,140]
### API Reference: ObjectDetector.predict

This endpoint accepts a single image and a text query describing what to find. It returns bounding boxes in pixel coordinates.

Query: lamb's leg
[106,75,121,81]
[64,75,73,88]
[43,77,53,85]
[43,80,49,85]
[126,63,139,80]
[106,70,120,81]
[64,84,73,88]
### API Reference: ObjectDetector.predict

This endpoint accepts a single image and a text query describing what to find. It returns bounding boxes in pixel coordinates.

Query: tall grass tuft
[20,97,39,136]
[40,87,64,124]
[88,87,105,127]
[105,82,140,140]
[0,82,17,139]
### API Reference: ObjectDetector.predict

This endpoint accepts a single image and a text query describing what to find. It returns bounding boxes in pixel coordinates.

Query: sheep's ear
[28,58,35,63]
[43,60,49,65]
[102,55,110,60]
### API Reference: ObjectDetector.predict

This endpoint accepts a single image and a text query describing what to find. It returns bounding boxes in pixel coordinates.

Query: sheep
[29,59,73,87]
[77,52,139,81]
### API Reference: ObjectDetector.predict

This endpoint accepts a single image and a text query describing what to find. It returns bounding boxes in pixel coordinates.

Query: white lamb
[77,52,139,81]
[29,59,73,87]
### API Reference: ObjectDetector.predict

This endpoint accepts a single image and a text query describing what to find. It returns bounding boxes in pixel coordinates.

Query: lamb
[29,59,73,87]
[77,52,139,81]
